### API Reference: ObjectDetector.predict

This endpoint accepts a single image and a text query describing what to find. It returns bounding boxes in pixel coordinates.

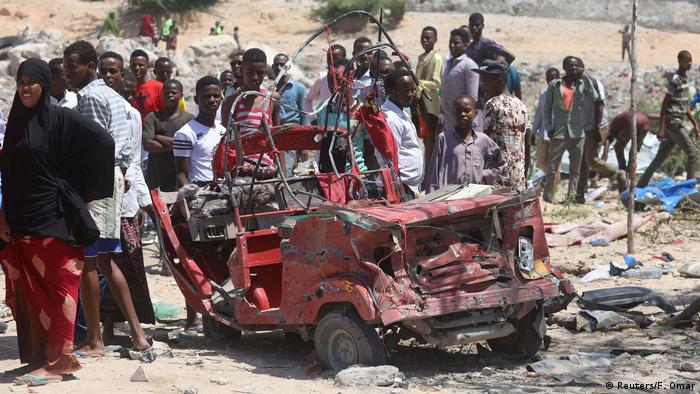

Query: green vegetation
[311,0,406,26]
[127,0,219,11]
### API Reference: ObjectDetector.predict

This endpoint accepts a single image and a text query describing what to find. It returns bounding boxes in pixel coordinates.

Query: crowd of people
[0,10,696,386]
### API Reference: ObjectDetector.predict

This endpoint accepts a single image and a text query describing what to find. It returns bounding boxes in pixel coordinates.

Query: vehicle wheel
[487,306,545,359]
[203,314,242,341]
[314,309,386,370]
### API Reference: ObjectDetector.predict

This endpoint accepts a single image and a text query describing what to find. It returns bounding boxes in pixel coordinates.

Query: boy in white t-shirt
[173,76,225,185]
[172,76,224,332]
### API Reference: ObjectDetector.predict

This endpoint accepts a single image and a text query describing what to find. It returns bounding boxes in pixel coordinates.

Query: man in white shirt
[174,75,225,185]
[381,69,424,197]
[48,58,78,109]
[173,76,224,331]
[303,44,346,124]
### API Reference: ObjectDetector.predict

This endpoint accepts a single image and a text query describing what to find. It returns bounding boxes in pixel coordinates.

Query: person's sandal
[14,373,62,386]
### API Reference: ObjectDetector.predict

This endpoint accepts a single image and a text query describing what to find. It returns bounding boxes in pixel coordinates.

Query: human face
[63,53,94,90]
[545,69,560,83]
[98,57,124,89]
[272,55,288,78]
[163,82,183,109]
[129,56,149,82]
[219,71,234,90]
[242,62,266,91]
[449,35,467,59]
[154,62,174,82]
[480,74,506,99]
[679,55,693,72]
[563,58,584,80]
[119,79,137,102]
[454,97,477,129]
[468,20,484,40]
[230,54,243,79]
[16,75,43,108]
[329,47,345,64]
[353,41,372,72]
[50,64,69,94]
[420,30,437,52]
[195,85,222,116]
[388,75,415,108]
[377,59,395,81]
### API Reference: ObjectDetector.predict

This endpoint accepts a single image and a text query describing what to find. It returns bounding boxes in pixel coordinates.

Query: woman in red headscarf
[0,58,114,384]
[139,14,157,44]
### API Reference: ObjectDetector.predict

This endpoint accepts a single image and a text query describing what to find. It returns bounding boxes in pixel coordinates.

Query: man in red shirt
[129,49,164,122]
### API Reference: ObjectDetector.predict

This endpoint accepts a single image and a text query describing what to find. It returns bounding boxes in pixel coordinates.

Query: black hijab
[2,58,115,245]
[5,58,55,146]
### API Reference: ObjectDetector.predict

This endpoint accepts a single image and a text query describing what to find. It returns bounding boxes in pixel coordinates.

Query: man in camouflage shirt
[638,50,700,187]
[476,59,531,190]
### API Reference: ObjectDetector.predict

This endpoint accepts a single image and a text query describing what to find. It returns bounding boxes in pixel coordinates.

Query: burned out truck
[151,12,572,370]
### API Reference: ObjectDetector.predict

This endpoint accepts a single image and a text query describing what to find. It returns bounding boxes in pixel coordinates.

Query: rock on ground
[334,365,405,388]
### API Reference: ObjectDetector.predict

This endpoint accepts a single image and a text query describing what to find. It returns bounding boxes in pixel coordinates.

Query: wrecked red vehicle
[151,11,571,370]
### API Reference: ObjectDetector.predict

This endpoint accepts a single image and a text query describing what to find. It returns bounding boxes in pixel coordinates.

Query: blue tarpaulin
[621,178,698,212]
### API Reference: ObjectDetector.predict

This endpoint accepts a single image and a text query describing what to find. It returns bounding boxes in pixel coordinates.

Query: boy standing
[638,51,699,187]
[426,96,504,193]
[415,26,443,178]
[130,50,164,122]
[441,28,479,135]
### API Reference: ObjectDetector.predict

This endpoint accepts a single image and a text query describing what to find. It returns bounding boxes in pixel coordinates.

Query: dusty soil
[0,1,700,393]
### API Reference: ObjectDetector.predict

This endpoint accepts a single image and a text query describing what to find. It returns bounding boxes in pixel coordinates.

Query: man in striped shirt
[63,40,150,356]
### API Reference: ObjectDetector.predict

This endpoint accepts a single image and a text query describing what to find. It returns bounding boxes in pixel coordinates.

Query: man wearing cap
[476,59,531,190]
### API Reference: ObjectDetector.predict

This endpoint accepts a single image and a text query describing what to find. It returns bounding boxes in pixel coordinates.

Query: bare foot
[73,342,106,357]
[132,336,151,351]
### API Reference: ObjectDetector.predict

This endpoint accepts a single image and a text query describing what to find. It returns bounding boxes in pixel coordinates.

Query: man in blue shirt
[272,53,308,174]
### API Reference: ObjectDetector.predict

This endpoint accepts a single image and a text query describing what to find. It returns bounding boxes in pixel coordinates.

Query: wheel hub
[328,328,358,368]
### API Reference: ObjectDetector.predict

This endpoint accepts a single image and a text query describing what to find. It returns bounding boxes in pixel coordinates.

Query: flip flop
[73,350,106,358]
[14,373,61,386]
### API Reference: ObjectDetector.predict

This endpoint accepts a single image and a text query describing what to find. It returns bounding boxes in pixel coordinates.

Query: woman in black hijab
[0,58,114,384]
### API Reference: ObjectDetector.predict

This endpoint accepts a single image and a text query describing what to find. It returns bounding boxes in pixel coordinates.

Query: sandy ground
[0,1,700,393]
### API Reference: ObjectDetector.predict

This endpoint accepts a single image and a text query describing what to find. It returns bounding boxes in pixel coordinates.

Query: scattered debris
[209,377,229,385]
[152,300,182,322]
[678,262,700,278]
[546,214,655,247]
[334,365,406,388]
[526,354,612,385]
[621,267,663,279]
[480,367,495,376]
[168,328,199,340]
[577,286,676,314]
[119,346,157,363]
[621,178,698,212]
[576,310,638,332]
[130,366,149,382]
[183,385,198,394]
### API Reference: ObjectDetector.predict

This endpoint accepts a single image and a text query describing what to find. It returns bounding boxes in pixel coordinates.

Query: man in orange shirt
[129,49,164,122]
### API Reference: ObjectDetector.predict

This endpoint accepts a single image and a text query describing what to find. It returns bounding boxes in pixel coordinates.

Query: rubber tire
[314,309,386,371]
[487,306,545,359]
[202,314,242,341]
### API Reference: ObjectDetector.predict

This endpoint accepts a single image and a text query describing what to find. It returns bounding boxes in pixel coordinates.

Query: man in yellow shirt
[414,26,443,182]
